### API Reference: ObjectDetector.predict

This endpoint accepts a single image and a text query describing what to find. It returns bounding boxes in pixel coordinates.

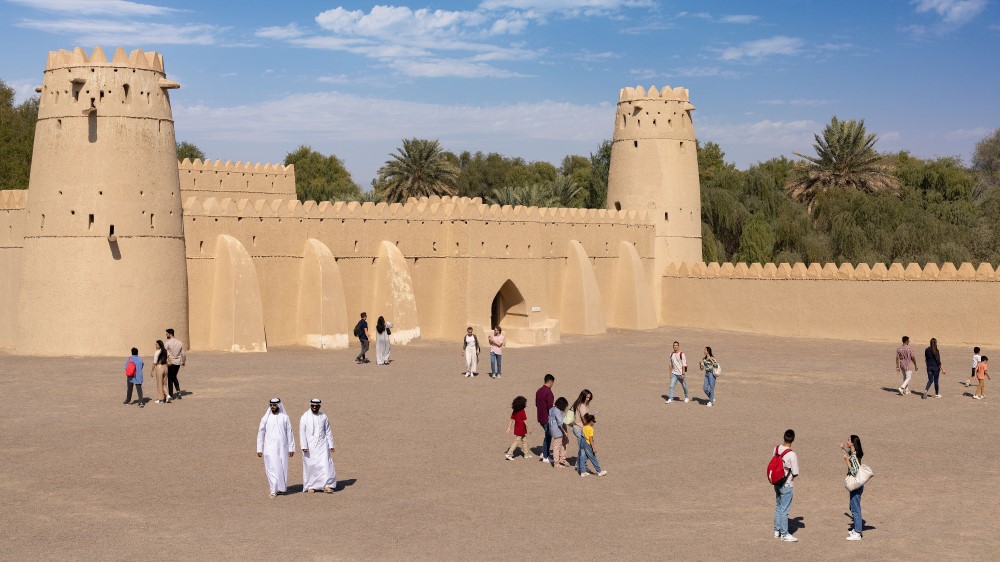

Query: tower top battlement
[618,85,691,104]
[45,47,165,73]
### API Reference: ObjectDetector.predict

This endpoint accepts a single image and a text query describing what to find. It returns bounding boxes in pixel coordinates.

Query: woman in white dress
[375,316,394,365]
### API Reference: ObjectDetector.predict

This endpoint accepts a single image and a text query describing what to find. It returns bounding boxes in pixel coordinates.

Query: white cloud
[479,0,654,17]
[944,127,989,141]
[666,66,741,78]
[759,99,832,107]
[913,0,987,25]
[719,36,804,61]
[19,19,224,45]
[388,58,529,78]
[879,131,902,143]
[700,118,819,157]
[7,78,38,104]
[173,92,614,182]
[719,14,759,24]
[255,23,305,40]
[8,0,176,16]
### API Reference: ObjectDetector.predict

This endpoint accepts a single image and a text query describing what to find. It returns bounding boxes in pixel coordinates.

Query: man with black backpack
[354,312,370,364]
[768,429,800,542]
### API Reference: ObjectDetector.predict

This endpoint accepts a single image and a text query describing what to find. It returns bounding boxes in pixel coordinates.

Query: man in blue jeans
[773,429,800,542]
[535,374,554,463]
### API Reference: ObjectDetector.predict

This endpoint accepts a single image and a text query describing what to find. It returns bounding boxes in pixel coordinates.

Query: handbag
[845,464,874,491]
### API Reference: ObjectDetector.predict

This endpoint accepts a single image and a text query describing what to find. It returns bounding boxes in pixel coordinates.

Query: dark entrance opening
[490,280,528,330]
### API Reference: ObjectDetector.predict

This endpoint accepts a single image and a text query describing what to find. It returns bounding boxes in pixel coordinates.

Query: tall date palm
[786,117,899,212]
[376,138,459,203]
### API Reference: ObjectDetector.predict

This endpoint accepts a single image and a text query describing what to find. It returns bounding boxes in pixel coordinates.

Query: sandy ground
[2,326,999,561]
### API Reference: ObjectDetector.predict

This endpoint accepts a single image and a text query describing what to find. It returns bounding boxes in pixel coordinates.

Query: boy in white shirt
[966,346,982,387]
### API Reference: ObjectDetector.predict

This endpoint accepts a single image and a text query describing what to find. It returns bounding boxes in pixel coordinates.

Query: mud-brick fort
[1,47,996,356]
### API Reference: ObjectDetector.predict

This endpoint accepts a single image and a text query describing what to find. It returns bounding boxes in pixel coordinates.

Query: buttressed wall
[16,47,189,356]
[663,262,1000,346]
[606,85,702,322]
[181,196,657,352]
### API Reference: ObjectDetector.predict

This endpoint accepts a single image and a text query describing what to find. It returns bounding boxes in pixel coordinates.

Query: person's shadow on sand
[788,516,805,534]
[844,512,876,532]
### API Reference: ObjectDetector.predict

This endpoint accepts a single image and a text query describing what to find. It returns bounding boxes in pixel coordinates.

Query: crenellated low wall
[178,158,296,200]
[662,261,1000,346]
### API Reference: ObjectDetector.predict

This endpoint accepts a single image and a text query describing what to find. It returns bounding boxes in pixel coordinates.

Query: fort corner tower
[17,47,188,356]
[606,85,702,321]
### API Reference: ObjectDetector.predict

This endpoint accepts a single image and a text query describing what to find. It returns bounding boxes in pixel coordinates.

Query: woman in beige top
[570,389,593,473]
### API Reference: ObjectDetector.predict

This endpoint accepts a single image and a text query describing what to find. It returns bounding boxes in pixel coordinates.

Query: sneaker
[123,401,130,405]
[846,531,862,541]
[922,392,927,399]
[269,492,277,498]
[597,470,607,476]
[707,401,713,407]
[774,531,780,539]
[905,389,911,395]
[540,457,550,463]
[664,398,672,404]
[505,455,514,461]
[935,394,942,398]
[683,397,690,403]
[580,472,589,477]
[523,454,533,459]
[898,387,905,395]
[780,534,798,542]
[138,402,144,408]
[155,400,162,404]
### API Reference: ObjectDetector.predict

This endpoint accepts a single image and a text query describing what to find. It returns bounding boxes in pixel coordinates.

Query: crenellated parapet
[0,190,28,209]
[45,47,165,72]
[663,262,999,281]
[178,158,296,199]
[181,194,652,225]
[618,85,692,103]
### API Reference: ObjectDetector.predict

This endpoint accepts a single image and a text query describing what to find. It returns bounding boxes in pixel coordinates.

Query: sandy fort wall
[178,158,296,200]
[181,194,658,352]
[0,191,27,349]
[662,261,1000,346]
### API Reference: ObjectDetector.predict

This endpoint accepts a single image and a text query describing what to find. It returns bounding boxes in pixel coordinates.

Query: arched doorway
[490,279,528,330]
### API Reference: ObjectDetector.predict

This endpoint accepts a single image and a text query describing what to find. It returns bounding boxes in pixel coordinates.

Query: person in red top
[505,396,531,460]
[535,374,555,464]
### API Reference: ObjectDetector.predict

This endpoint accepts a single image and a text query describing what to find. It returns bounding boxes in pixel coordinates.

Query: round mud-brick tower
[606,85,702,322]
[17,47,188,356]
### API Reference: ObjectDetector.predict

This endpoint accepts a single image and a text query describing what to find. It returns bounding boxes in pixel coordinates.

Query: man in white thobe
[257,398,295,498]
[300,398,337,494]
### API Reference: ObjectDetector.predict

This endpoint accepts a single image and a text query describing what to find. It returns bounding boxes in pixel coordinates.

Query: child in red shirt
[505,396,532,460]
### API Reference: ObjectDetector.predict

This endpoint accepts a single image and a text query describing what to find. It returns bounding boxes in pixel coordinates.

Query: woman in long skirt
[153,339,170,403]
[375,316,394,365]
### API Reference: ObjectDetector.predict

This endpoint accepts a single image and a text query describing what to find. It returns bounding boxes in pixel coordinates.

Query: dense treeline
[3,79,999,265]
[699,130,1000,265]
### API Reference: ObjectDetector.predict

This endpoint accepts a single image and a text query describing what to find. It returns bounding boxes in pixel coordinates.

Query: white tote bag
[845,464,874,491]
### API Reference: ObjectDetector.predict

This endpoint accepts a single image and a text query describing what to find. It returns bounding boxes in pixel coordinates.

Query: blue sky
[2,0,998,187]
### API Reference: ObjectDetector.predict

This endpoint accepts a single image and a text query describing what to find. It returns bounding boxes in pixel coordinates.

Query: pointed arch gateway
[490,279,528,331]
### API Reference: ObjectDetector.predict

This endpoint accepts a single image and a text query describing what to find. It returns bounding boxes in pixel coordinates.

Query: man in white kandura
[300,398,337,494]
[257,398,295,498]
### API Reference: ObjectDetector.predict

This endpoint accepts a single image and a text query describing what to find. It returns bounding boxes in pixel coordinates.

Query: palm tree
[376,138,459,203]
[487,184,522,206]
[786,117,899,212]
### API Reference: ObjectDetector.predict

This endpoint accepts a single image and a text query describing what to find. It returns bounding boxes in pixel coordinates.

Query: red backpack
[767,446,792,485]
[125,359,136,378]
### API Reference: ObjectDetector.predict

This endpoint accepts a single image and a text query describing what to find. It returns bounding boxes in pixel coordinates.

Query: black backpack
[353,320,363,338]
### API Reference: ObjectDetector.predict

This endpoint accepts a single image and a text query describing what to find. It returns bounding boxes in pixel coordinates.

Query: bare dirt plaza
[2,326,998,560]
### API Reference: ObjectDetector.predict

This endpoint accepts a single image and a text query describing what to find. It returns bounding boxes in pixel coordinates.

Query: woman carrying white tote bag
[841,435,873,541]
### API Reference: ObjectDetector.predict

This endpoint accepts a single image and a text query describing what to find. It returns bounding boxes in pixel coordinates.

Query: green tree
[376,138,459,203]
[972,129,1000,193]
[175,141,205,162]
[283,145,360,203]
[735,215,775,263]
[787,117,900,212]
[587,139,612,209]
[0,80,39,190]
